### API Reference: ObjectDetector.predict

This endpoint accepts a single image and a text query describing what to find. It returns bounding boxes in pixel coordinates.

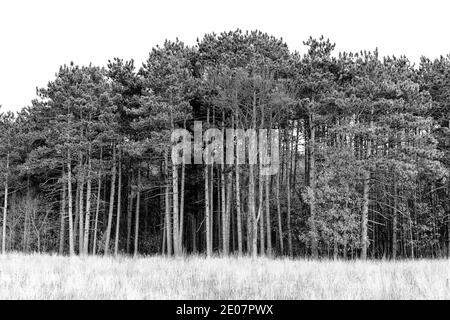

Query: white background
[1,0,449,112]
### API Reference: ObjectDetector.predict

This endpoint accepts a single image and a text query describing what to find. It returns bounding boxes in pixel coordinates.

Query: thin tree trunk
[162,213,166,254]
[333,240,338,260]
[392,179,398,260]
[59,175,66,255]
[1,153,9,254]
[179,148,186,253]
[114,150,122,255]
[74,171,79,251]
[292,121,300,187]
[205,110,212,257]
[104,144,117,255]
[164,152,172,256]
[265,174,272,255]
[78,164,84,253]
[126,169,133,254]
[92,177,102,255]
[67,150,75,256]
[286,129,293,257]
[258,166,265,255]
[191,215,197,253]
[217,168,221,248]
[249,162,257,257]
[309,114,318,259]
[236,154,243,255]
[361,171,370,260]
[210,157,214,252]
[133,168,141,257]
[224,171,232,255]
[172,163,179,256]
[83,148,92,255]
[221,170,227,252]
[23,192,29,252]
[219,113,227,255]
[276,169,283,255]
[179,119,187,252]
[361,115,373,260]
[447,181,450,258]
[92,148,103,255]
[233,92,243,255]
[250,91,257,257]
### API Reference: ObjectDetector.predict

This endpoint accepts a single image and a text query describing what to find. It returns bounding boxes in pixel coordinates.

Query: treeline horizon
[0,29,449,259]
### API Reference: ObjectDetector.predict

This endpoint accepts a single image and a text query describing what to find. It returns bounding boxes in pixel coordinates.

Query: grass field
[0,253,449,299]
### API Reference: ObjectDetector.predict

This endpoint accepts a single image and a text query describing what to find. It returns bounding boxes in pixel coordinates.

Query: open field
[0,254,449,299]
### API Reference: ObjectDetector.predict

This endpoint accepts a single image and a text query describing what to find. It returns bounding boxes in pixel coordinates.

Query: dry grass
[0,253,449,299]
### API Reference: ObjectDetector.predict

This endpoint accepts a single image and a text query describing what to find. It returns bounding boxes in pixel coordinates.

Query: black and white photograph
[0,0,449,307]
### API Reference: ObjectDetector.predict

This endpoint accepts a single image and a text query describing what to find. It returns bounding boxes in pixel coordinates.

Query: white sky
[1,0,450,112]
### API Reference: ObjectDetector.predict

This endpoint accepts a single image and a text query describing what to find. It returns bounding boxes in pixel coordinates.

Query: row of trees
[0,30,449,259]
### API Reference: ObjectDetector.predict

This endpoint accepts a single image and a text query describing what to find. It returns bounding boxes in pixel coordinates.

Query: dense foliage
[0,30,449,259]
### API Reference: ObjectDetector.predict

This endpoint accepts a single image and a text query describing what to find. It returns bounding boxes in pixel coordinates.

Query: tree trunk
[217,168,221,248]
[67,150,75,256]
[59,175,66,255]
[179,149,186,253]
[1,153,9,254]
[258,167,265,255]
[133,168,141,257]
[249,162,257,257]
[236,153,243,256]
[92,149,103,255]
[221,170,226,255]
[265,174,272,256]
[172,162,180,256]
[250,91,258,257]
[286,129,293,257]
[392,179,398,260]
[309,114,318,259]
[292,121,300,187]
[233,93,242,256]
[191,215,197,253]
[104,144,117,255]
[276,169,283,255]
[447,180,450,258]
[74,171,79,251]
[78,173,84,253]
[210,159,214,252]
[126,169,133,254]
[333,240,338,260]
[221,114,227,255]
[164,152,172,256]
[205,110,212,257]
[224,171,232,255]
[361,171,370,260]
[83,149,92,255]
[361,112,373,260]
[114,150,122,255]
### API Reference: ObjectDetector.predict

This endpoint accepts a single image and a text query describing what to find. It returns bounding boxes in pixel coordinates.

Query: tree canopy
[0,30,448,259]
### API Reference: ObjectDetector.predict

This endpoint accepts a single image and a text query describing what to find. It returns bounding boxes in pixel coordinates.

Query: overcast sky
[1,0,449,112]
